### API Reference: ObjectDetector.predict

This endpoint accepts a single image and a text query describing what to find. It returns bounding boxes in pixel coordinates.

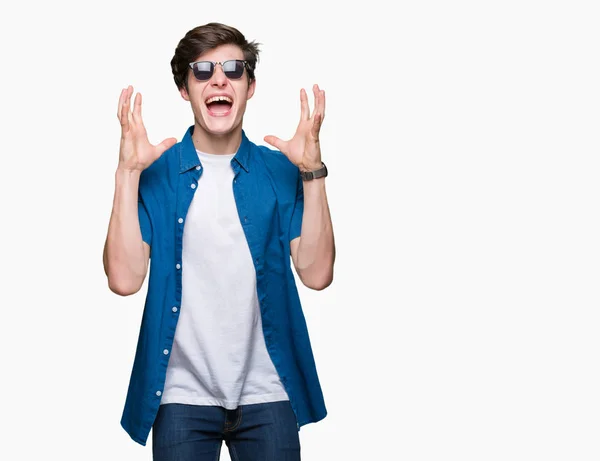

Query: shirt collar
[179,125,251,173]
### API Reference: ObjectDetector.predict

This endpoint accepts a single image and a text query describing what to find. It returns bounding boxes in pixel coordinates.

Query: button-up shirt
[119,126,327,445]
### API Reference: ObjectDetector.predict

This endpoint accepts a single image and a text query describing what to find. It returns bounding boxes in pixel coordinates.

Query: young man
[103,23,335,460]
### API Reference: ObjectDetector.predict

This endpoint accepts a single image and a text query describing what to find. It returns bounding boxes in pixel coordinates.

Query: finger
[123,87,133,128]
[155,137,178,156]
[127,107,134,129]
[311,84,319,118]
[120,88,131,131]
[117,88,126,121]
[132,92,142,123]
[311,112,323,139]
[264,135,287,152]
[300,89,309,121]
[319,89,326,120]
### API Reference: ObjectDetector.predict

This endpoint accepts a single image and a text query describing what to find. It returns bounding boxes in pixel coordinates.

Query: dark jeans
[152,400,301,461]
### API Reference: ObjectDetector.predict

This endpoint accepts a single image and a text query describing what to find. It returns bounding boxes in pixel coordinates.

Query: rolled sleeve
[289,173,304,241]
[138,196,152,247]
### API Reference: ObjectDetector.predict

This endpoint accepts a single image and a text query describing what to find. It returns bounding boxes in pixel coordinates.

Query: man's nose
[211,64,228,87]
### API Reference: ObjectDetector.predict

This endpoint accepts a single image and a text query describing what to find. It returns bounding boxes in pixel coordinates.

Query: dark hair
[171,22,260,90]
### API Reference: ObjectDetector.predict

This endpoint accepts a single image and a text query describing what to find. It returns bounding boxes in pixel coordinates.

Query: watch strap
[301,162,328,181]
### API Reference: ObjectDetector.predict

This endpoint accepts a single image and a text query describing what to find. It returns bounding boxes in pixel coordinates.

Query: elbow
[300,270,334,291]
[308,280,333,291]
[107,275,143,297]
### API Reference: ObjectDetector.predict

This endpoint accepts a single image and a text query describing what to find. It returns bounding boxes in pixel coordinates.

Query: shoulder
[253,143,300,180]
[139,142,181,190]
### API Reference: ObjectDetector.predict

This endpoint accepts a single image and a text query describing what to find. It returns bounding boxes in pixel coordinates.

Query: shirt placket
[154,163,202,400]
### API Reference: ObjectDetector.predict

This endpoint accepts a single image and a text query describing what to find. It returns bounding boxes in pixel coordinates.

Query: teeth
[206,95,233,104]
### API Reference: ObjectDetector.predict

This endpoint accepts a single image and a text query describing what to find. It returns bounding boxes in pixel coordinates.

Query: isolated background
[1,0,599,460]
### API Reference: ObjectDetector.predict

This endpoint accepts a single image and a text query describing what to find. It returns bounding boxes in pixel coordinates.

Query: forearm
[295,177,335,289]
[103,168,148,295]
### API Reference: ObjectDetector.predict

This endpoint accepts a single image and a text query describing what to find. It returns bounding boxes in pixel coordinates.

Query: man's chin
[201,119,241,136]
[204,126,234,136]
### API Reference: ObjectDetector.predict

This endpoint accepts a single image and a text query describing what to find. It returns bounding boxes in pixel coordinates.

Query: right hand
[117,85,177,172]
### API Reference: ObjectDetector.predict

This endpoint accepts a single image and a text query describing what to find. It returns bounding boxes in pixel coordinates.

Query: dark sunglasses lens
[223,60,245,79]
[192,62,214,80]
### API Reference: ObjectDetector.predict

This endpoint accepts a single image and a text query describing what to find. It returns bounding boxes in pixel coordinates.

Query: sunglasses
[188,60,248,81]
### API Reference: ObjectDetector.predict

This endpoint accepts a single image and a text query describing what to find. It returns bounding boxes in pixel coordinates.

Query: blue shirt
[119,126,327,445]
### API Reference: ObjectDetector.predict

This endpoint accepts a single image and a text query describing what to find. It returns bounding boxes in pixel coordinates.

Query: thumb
[156,137,178,156]
[264,135,286,152]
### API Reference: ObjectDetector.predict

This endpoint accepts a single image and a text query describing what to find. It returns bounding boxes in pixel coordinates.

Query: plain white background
[1,0,599,459]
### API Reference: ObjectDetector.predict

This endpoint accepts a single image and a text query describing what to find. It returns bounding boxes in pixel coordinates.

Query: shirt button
[172,306,178,313]
[163,349,169,355]
[156,390,162,396]
[176,264,181,270]
[178,218,183,224]
[196,165,201,170]
[191,183,196,189]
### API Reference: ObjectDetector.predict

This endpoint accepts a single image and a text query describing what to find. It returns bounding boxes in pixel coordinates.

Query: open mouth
[205,95,233,116]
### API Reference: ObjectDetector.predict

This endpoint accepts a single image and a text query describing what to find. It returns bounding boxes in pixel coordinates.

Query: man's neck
[192,123,242,155]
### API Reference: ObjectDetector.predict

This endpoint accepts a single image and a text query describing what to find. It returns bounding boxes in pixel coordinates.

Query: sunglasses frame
[188,59,248,81]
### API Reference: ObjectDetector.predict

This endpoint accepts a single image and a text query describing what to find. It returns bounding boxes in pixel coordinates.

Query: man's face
[180,44,255,137]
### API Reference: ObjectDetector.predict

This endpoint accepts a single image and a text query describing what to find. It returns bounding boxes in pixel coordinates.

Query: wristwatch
[300,162,328,181]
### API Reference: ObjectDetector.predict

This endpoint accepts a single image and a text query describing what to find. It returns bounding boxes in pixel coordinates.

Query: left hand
[264,84,325,172]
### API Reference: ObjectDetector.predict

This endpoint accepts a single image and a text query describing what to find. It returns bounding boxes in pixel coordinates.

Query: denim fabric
[119,126,327,446]
[152,401,301,461]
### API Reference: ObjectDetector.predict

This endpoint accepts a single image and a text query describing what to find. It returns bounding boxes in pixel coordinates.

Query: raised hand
[117,86,177,172]
[264,84,325,172]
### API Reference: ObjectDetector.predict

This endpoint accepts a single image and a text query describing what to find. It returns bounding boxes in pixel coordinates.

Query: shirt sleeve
[138,195,152,247]
[289,172,304,242]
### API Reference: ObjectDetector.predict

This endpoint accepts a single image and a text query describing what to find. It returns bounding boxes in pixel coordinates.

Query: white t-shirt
[160,150,289,408]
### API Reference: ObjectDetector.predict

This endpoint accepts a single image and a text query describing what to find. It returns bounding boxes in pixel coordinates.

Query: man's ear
[247,79,256,100]
[180,84,190,101]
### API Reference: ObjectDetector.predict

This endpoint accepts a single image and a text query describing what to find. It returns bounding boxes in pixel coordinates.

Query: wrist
[115,166,142,184]
[300,161,323,173]
[116,164,142,176]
